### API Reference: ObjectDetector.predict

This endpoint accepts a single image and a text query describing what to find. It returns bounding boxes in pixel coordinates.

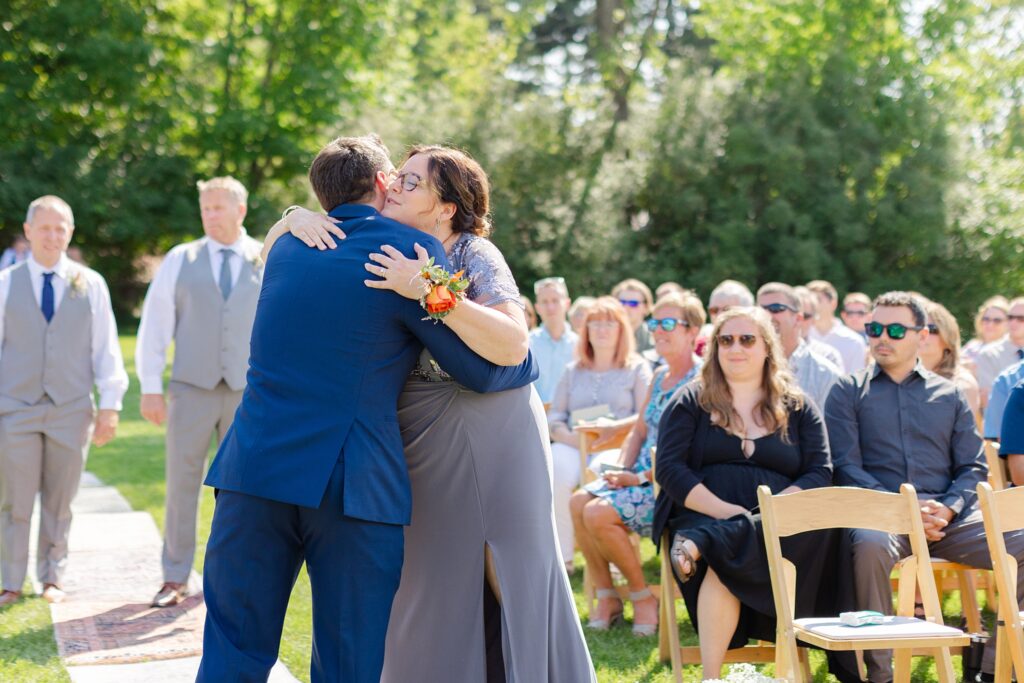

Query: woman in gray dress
[273,145,595,682]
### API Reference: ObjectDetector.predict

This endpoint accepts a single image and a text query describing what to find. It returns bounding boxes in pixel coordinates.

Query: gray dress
[381,234,596,683]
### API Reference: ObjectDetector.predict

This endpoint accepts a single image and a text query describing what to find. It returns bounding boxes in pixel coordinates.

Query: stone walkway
[29,472,298,682]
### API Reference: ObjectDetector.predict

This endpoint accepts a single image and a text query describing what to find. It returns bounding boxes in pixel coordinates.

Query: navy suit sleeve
[399,239,538,393]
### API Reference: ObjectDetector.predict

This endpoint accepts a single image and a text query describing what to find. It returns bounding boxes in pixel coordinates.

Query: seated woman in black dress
[652,307,833,681]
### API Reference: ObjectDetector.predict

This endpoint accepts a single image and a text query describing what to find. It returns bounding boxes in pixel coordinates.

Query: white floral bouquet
[703,663,785,683]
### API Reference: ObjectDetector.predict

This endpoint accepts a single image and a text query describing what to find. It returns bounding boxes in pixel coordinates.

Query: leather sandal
[586,588,624,631]
[670,534,699,584]
[629,587,659,637]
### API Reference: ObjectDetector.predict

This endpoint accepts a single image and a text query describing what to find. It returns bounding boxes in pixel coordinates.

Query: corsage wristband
[419,258,468,320]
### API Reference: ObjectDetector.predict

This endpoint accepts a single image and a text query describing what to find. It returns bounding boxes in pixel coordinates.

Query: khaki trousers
[0,395,95,591]
[161,380,242,584]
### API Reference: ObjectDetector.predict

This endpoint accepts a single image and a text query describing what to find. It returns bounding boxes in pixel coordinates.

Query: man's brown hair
[308,134,392,211]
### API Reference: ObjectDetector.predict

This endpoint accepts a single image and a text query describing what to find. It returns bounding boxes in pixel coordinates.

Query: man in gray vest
[0,195,128,607]
[136,177,263,608]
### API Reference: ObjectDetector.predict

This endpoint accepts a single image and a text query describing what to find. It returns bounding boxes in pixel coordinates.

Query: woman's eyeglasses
[1010,315,1024,323]
[981,316,1008,324]
[389,171,424,192]
[926,323,939,334]
[646,317,689,333]
[717,334,758,349]
[587,320,619,331]
[618,299,644,308]
[864,322,924,340]
[843,308,869,317]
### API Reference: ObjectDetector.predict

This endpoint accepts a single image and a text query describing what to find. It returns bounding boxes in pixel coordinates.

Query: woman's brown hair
[926,301,962,380]
[404,145,491,237]
[698,307,804,440]
[575,296,638,370]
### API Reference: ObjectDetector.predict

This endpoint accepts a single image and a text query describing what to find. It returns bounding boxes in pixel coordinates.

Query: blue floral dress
[583,361,701,536]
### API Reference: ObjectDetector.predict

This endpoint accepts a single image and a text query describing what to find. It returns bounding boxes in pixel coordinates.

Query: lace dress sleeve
[449,235,522,308]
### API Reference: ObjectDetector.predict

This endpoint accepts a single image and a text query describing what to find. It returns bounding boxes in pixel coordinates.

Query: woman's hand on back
[364,243,432,300]
[287,208,346,250]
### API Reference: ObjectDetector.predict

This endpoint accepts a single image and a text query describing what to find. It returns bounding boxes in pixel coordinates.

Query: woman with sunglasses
[961,295,1010,373]
[263,146,595,682]
[919,300,982,420]
[547,296,653,571]
[653,307,833,681]
[569,292,703,636]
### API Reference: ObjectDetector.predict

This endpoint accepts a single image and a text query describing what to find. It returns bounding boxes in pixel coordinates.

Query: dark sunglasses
[1010,315,1024,323]
[761,303,798,314]
[646,317,690,333]
[926,323,939,334]
[864,321,924,340]
[717,334,759,349]
[619,299,644,308]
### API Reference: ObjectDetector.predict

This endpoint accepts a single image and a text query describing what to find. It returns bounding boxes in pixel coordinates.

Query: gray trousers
[0,396,94,591]
[161,380,241,584]
[851,506,1024,682]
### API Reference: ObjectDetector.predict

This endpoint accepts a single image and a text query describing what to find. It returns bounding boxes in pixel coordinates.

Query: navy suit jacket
[205,203,538,525]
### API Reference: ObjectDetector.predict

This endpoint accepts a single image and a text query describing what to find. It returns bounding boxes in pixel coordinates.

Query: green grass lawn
[0,336,980,682]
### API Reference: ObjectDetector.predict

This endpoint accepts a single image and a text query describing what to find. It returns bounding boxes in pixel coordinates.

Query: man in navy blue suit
[197,135,537,682]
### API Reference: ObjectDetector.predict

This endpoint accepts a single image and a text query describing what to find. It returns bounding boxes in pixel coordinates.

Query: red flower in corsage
[419,258,469,321]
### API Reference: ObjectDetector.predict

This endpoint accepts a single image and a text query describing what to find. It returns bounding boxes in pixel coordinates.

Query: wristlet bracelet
[281,205,303,222]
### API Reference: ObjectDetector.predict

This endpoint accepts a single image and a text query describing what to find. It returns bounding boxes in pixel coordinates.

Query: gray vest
[0,263,94,406]
[171,240,261,391]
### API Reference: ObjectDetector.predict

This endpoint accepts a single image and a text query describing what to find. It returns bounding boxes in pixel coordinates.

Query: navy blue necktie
[41,272,55,323]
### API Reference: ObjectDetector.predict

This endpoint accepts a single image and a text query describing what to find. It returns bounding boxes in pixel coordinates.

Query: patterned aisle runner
[29,472,297,682]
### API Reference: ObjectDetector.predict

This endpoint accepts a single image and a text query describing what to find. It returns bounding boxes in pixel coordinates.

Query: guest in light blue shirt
[985,359,1024,439]
[529,276,578,404]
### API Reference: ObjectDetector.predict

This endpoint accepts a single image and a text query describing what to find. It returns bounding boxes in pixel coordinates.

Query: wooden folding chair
[758,484,969,683]
[651,448,776,682]
[978,481,1024,681]
[985,440,1009,491]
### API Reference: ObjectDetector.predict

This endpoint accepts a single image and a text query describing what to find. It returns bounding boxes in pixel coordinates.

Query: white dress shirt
[0,253,129,410]
[810,317,868,373]
[136,231,263,394]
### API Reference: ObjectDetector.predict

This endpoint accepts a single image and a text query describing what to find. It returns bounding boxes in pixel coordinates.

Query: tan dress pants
[161,380,242,584]
[0,395,94,591]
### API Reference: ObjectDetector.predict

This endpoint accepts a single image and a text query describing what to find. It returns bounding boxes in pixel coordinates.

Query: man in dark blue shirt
[825,291,1024,683]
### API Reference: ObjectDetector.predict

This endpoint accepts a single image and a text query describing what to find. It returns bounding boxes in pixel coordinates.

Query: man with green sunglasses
[825,291,1017,683]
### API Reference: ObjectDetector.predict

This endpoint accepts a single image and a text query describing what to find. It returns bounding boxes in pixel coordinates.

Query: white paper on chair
[794,616,964,640]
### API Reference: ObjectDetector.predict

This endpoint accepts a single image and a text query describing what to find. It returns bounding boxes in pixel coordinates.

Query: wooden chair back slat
[759,486,917,537]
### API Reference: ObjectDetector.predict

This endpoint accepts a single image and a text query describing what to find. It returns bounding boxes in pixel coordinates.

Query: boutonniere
[67,270,87,297]
[248,253,264,272]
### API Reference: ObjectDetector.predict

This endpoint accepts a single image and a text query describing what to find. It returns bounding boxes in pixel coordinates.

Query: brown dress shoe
[42,584,66,604]
[0,590,21,608]
[151,582,188,608]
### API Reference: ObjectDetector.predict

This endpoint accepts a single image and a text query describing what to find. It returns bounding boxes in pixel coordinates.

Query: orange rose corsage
[419,258,469,320]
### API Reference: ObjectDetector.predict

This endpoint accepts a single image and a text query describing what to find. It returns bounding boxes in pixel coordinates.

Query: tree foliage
[1,0,1021,326]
